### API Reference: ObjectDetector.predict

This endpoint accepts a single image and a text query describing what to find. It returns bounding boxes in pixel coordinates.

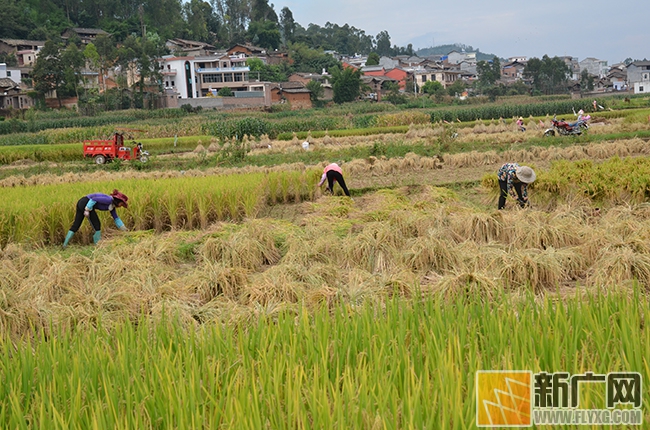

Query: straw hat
[515,166,536,184]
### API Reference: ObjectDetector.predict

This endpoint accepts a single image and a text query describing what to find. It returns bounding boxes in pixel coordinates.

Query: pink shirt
[318,163,343,186]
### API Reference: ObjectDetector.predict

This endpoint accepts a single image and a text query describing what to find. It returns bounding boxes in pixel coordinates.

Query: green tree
[93,34,117,99]
[330,65,362,104]
[250,0,278,22]
[0,0,33,39]
[446,80,466,97]
[476,56,501,88]
[246,57,290,82]
[32,40,65,107]
[366,52,380,66]
[182,0,215,43]
[61,42,86,98]
[524,55,571,94]
[422,80,443,95]
[213,0,249,46]
[247,20,281,50]
[375,31,392,56]
[279,7,296,46]
[218,86,233,96]
[305,80,324,102]
[580,69,595,92]
[288,42,340,73]
[0,52,18,67]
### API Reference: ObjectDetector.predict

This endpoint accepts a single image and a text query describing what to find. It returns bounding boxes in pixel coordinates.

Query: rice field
[2,106,650,429]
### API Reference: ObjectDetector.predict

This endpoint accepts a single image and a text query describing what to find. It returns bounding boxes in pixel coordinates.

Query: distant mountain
[415,43,502,62]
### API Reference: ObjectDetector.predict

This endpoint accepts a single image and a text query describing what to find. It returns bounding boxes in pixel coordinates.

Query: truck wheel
[94,155,106,164]
[139,155,149,163]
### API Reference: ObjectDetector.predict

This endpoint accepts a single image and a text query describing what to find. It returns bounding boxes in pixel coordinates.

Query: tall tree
[279,7,296,46]
[306,80,324,102]
[580,69,595,92]
[60,42,86,98]
[375,31,392,57]
[247,20,281,50]
[213,0,250,46]
[32,40,65,107]
[250,0,277,23]
[182,0,214,43]
[330,65,362,104]
[524,55,571,94]
[476,56,501,88]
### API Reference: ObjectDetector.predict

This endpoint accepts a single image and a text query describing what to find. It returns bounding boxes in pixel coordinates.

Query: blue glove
[115,218,127,231]
[85,199,97,211]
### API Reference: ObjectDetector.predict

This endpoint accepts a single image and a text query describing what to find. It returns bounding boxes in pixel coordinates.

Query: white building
[0,63,22,85]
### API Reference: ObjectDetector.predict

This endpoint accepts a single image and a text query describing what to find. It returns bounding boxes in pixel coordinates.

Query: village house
[411,67,461,90]
[0,63,32,109]
[501,60,526,81]
[157,50,272,109]
[626,61,650,94]
[61,28,109,45]
[579,57,608,78]
[606,68,627,91]
[270,81,312,108]
[559,56,581,81]
[361,75,398,101]
[166,38,219,57]
[227,44,267,63]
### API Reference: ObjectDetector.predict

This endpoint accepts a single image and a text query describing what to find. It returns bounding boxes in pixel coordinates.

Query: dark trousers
[70,197,101,232]
[498,180,525,209]
[327,170,350,196]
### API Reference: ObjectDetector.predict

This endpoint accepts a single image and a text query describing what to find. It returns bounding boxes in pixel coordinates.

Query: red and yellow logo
[476,371,533,427]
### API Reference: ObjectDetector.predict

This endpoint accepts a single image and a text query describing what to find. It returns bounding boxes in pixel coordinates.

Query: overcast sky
[273,0,648,65]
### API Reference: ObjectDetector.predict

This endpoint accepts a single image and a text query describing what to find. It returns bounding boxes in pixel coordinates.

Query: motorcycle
[544,114,590,137]
[136,142,150,163]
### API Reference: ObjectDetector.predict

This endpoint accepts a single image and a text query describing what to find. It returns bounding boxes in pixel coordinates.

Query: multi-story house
[579,57,608,78]
[412,68,461,90]
[626,61,650,94]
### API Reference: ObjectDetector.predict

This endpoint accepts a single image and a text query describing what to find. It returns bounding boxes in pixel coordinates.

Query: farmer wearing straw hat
[516,117,526,132]
[497,163,536,210]
[318,162,351,197]
[63,189,129,247]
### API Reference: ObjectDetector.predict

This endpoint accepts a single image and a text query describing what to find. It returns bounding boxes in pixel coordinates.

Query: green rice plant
[195,193,212,229]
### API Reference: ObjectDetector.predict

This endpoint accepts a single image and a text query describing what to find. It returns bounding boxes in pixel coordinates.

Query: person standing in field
[318,162,351,197]
[497,163,536,209]
[63,189,129,247]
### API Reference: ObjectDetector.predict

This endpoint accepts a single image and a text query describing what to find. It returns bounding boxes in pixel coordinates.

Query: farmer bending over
[63,189,129,247]
[497,163,536,209]
[318,162,351,197]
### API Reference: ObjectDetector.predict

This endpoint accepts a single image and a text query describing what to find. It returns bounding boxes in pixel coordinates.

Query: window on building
[7,71,11,76]
[234,72,243,82]
[171,81,175,86]
[640,86,645,92]
[422,76,427,82]
[224,73,233,82]
[203,74,222,83]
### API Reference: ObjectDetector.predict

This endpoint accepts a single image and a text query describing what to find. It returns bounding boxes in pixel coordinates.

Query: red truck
[83,132,150,164]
